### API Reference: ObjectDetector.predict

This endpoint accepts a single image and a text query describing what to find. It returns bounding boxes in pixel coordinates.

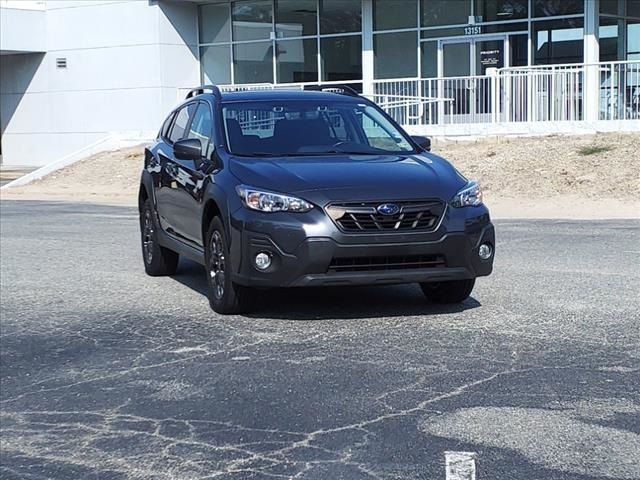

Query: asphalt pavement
[1,200,639,480]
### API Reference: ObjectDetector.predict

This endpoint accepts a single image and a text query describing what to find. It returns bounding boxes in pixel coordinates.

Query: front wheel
[420,279,475,304]
[205,217,255,314]
[140,199,179,276]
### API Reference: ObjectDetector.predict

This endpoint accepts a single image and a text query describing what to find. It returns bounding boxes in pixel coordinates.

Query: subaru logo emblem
[377,203,400,216]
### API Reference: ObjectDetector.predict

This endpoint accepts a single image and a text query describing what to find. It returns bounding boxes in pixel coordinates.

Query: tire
[140,198,179,276]
[205,217,254,314]
[420,279,475,304]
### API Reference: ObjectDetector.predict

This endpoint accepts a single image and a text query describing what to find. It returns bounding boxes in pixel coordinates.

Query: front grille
[326,200,445,233]
[328,254,446,273]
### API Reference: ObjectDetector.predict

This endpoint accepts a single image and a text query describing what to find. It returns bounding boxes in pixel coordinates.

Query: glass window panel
[629,20,640,58]
[474,0,528,22]
[421,0,471,27]
[533,19,584,64]
[373,0,417,31]
[374,31,418,79]
[277,38,318,82]
[233,41,274,83]
[320,0,361,34]
[509,34,528,66]
[275,0,317,37]
[199,4,231,44]
[599,17,619,61]
[320,35,362,81]
[629,0,640,17]
[443,42,470,77]
[232,0,273,41]
[533,0,583,17]
[421,41,438,77]
[600,0,621,15]
[169,104,196,143]
[201,45,231,84]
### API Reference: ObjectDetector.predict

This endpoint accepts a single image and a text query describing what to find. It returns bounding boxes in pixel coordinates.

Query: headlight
[236,186,313,213]
[451,180,483,208]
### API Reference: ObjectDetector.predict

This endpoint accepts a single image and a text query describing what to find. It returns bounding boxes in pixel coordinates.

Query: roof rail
[303,84,360,97]
[185,85,222,100]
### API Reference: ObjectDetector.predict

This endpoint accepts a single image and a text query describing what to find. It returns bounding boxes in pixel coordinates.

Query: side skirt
[156,228,206,265]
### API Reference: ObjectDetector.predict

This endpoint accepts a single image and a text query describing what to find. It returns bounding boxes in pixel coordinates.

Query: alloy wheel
[142,210,154,264]
[209,231,226,300]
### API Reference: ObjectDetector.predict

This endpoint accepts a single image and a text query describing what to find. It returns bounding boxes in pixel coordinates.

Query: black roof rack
[303,84,360,97]
[185,85,222,100]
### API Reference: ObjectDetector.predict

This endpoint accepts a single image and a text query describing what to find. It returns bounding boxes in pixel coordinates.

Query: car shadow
[171,258,481,320]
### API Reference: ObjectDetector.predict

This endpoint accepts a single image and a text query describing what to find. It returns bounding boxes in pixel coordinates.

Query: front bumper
[228,205,494,288]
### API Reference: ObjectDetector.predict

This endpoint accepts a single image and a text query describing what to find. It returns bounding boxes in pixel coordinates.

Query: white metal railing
[213,61,640,127]
[599,61,640,120]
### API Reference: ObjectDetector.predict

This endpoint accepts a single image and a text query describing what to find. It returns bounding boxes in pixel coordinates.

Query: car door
[156,102,197,240]
[173,101,215,246]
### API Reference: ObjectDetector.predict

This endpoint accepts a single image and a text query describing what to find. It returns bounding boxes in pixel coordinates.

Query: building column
[362,0,374,96]
[584,0,600,122]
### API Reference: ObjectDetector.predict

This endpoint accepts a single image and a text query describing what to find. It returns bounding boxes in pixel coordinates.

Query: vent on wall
[56,58,67,68]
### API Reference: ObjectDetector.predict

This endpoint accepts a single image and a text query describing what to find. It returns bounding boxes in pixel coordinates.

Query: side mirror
[411,135,431,152]
[173,138,202,161]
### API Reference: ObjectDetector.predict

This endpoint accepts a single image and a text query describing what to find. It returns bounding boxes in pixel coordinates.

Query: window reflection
[277,38,318,82]
[321,35,362,80]
[320,0,361,34]
[533,19,584,64]
[201,45,231,84]
[474,0,527,22]
[233,42,274,83]
[232,0,273,41]
[374,31,418,79]
[533,0,583,17]
[421,0,471,27]
[199,4,231,44]
[276,0,317,37]
[373,0,417,30]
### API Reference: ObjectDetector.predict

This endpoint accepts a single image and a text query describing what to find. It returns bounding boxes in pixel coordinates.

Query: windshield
[222,100,416,156]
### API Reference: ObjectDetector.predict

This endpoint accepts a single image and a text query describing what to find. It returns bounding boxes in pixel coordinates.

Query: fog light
[478,243,493,260]
[254,252,272,270]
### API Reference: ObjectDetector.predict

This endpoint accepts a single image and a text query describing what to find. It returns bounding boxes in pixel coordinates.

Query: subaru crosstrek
[139,86,494,314]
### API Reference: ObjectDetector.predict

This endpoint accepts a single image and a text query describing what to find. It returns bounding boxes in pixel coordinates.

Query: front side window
[187,103,214,157]
[222,100,415,156]
[168,104,196,144]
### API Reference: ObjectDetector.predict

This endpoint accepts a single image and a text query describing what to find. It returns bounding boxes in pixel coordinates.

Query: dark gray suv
[139,85,494,314]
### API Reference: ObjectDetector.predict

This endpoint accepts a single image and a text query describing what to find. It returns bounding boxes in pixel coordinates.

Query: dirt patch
[2,133,639,219]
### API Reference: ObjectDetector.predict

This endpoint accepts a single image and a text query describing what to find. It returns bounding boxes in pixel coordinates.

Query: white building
[1,0,639,167]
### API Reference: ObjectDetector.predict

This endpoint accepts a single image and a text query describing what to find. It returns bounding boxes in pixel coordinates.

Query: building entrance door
[439,36,506,123]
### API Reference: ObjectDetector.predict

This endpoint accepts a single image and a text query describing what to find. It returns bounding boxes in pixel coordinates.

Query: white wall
[0,7,46,54]
[0,0,200,166]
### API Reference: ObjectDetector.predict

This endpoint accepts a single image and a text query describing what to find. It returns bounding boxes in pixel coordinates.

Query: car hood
[229,153,468,204]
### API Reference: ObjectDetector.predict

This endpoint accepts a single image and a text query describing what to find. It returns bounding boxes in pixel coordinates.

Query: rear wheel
[140,199,179,276]
[420,279,475,304]
[206,217,254,314]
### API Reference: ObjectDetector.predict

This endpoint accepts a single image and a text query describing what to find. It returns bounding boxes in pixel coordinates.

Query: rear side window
[187,103,214,157]
[160,112,175,140]
[168,103,196,143]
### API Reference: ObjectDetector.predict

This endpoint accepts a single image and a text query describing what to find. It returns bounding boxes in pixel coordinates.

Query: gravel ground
[1,200,639,479]
[1,133,639,218]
